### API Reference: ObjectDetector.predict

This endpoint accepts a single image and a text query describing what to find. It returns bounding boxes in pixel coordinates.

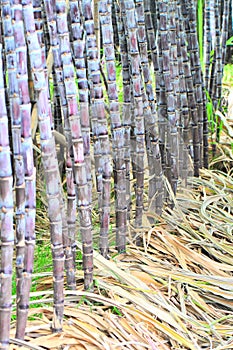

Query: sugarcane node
[51,326,62,334]
[1,207,7,213]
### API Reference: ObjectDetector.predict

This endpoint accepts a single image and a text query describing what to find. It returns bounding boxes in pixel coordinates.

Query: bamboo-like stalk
[55,0,93,289]
[53,72,75,290]
[215,0,230,116]
[225,0,232,62]
[220,0,230,74]
[50,68,72,291]
[176,0,191,180]
[65,149,77,278]
[170,1,182,188]
[114,0,131,220]
[215,0,230,143]
[135,0,163,216]
[143,0,168,205]
[143,0,159,77]
[0,39,14,350]
[21,0,65,331]
[179,0,200,177]
[116,0,135,210]
[203,0,212,169]
[79,0,102,215]
[202,88,209,169]
[43,0,77,290]
[69,0,92,204]
[33,0,52,131]
[2,0,28,338]
[120,0,145,229]
[41,0,50,57]
[81,0,112,256]
[208,0,220,156]
[99,0,127,253]
[69,0,90,273]
[157,1,179,195]
[183,0,204,169]
[212,0,222,110]
[7,0,36,338]
[33,0,46,72]
[52,70,66,176]
[209,0,220,107]
[94,0,100,55]
[204,0,213,90]
[151,1,168,178]
[151,0,158,30]
[111,1,119,51]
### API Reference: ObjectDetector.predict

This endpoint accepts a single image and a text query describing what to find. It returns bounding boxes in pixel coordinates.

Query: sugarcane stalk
[69,0,92,204]
[33,0,47,73]
[7,0,36,338]
[114,0,132,220]
[135,0,163,216]
[179,0,200,177]
[120,0,145,231]
[111,1,119,51]
[204,0,213,90]
[55,0,93,289]
[94,0,100,55]
[209,0,220,109]
[99,0,127,253]
[43,0,77,290]
[215,0,230,144]
[81,0,112,256]
[52,70,66,176]
[215,0,227,108]
[176,0,191,180]
[2,1,29,339]
[184,0,204,169]
[21,0,64,331]
[151,1,167,180]
[220,0,230,69]
[143,0,167,208]
[0,39,14,350]
[216,0,230,104]
[158,1,179,196]
[69,0,90,274]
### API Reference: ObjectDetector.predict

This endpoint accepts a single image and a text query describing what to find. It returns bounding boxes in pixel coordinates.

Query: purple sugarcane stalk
[0,40,14,350]
[120,0,145,232]
[21,0,65,331]
[43,0,78,289]
[99,0,127,253]
[80,0,112,256]
[114,0,132,220]
[55,0,93,289]
[135,0,163,216]
[8,0,36,339]
[2,2,27,335]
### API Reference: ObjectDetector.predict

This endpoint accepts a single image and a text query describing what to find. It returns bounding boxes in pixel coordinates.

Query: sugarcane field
[0,0,233,348]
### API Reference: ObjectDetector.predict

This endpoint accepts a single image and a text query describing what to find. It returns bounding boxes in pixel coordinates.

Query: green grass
[222,64,233,86]
[12,243,52,295]
[11,242,52,321]
[11,242,84,321]
[115,61,123,103]
[206,63,233,143]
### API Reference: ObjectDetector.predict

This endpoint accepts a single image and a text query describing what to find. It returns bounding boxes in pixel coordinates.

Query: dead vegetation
[9,162,233,350]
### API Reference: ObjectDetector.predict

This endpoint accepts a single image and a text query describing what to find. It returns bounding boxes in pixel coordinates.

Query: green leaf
[226,36,233,46]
